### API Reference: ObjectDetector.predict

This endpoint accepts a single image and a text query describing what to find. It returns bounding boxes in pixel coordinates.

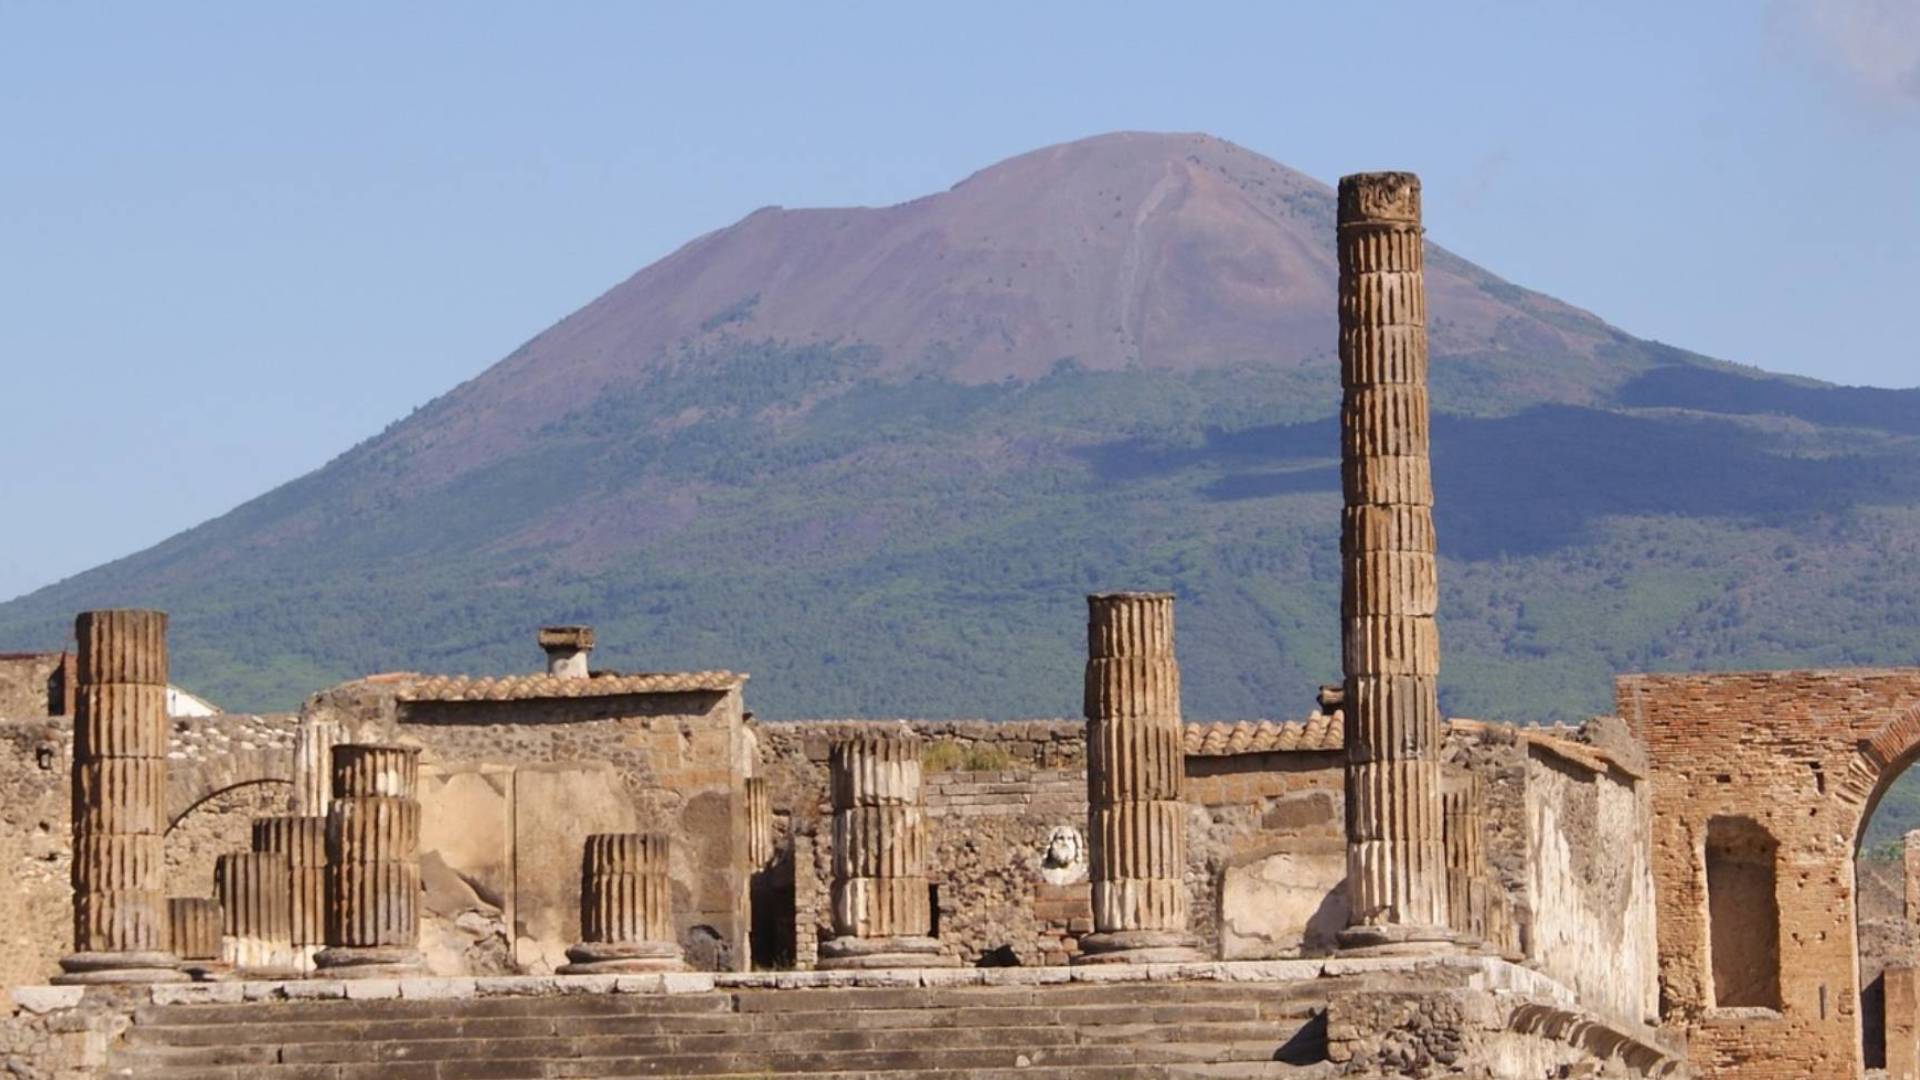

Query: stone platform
[5,958,1684,1079]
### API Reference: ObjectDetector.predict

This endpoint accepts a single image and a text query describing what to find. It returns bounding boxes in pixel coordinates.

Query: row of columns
[68,187,1465,976]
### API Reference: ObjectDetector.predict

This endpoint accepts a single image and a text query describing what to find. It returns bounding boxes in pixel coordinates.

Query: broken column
[57,609,184,984]
[819,730,952,968]
[291,716,343,817]
[168,897,224,980]
[1338,171,1450,948]
[253,815,328,972]
[215,852,298,977]
[1890,964,1920,1080]
[560,833,685,973]
[315,744,424,977]
[539,625,594,679]
[1077,592,1202,964]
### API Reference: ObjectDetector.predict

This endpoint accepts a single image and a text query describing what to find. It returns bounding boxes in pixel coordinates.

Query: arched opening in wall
[1704,815,1781,1011]
[1851,763,1920,1069]
[164,778,296,899]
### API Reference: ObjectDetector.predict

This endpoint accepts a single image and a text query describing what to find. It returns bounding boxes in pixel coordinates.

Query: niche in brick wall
[1705,815,1782,1011]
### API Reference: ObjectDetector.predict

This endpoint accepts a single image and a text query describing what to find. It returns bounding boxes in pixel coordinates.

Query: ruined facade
[4,166,1915,1078]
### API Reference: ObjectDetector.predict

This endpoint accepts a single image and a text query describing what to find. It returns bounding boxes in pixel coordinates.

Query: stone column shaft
[1442,779,1487,940]
[58,609,184,984]
[819,730,951,968]
[315,744,423,977]
[254,814,328,971]
[746,777,773,870]
[168,898,223,963]
[1338,172,1449,946]
[562,833,684,973]
[292,717,343,817]
[1077,592,1201,964]
[216,852,297,977]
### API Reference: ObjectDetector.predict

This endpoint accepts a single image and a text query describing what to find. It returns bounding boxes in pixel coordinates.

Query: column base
[1336,923,1462,956]
[1072,930,1206,965]
[817,935,958,970]
[53,952,187,985]
[313,945,425,979]
[559,941,686,974]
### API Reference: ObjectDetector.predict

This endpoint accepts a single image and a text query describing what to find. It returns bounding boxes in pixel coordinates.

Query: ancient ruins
[2,171,1915,1077]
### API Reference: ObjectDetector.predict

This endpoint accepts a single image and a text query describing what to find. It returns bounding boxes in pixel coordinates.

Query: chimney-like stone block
[539,625,595,679]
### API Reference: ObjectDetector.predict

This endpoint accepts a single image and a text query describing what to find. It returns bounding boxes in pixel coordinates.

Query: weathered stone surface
[511,763,638,973]
[1337,171,1448,941]
[1078,593,1200,963]
[61,608,183,983]
[72,683,169,759]
[319,742,425,977]
[292,716,343,817]
[746,776,772,869]
[828,731,923,808]
[330,744,420,800]
[1219,843,1349,959]
[168,897,222,962]
[1889,964,1918,1080]
[821,730,950,965]
[564,832,683,974]
[216,851,297,976]
[252,815,327,949]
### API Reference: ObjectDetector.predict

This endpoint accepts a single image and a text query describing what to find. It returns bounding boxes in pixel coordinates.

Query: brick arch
[1842,705,1920,848]
[167,747,294,829]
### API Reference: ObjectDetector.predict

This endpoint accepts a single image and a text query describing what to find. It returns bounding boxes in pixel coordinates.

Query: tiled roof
[1183,714,1343,756]
[392,671,745,703]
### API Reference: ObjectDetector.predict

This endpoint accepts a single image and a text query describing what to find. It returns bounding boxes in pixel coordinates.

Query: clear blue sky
[2,1,1916,603]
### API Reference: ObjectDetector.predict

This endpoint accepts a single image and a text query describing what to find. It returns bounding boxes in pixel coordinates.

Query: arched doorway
[1852,711,1920,1070]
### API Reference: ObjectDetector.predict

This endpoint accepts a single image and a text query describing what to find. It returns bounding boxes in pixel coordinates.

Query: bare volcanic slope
[4,131,1918,721]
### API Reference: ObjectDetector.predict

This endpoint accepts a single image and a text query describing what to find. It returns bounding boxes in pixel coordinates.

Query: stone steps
[110,981,1332,1078]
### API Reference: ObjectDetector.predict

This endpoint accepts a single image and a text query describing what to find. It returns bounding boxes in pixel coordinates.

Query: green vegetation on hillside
[1,341,1917,742]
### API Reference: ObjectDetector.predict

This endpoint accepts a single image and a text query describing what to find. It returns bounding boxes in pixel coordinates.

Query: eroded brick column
[315,744,424,977]
[168,897,224,979]
[819,730,953,968]
[57,609,184,983]
[561,833,685,973]
[216,852,298,977]
[1338,172,1450,947]
[1077,592,1202,964]
[254,815,327,972]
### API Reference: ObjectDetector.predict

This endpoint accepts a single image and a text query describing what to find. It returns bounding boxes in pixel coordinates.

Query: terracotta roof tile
[1182,714,1343,756]
[392,671,745,703]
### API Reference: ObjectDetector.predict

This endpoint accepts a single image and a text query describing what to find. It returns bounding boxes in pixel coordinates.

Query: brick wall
[1625,667,1920,1079]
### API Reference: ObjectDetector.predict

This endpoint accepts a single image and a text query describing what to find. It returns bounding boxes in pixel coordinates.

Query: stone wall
[0,653,66,721]
[0,720,72,988]
[0,709,303,988]
[757,715,1650,1002]
[1627,667,1920,1079]
[312,683,755,975]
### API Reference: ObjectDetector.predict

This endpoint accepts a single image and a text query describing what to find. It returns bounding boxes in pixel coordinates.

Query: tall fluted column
[254,815,327,972]
[819,730,954,968]
[1077,592,1203,964]
[315,744,424,977]
[1338,171,1450,948]
[216,852,298,977]
[57,609,185,984]
[560,833,685,973]
[168,897,224,980]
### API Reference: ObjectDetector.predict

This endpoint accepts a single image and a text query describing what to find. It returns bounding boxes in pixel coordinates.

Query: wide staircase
[109,980,1333,1079]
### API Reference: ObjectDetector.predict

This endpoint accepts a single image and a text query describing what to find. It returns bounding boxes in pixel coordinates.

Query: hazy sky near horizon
[2,1,1917,603]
